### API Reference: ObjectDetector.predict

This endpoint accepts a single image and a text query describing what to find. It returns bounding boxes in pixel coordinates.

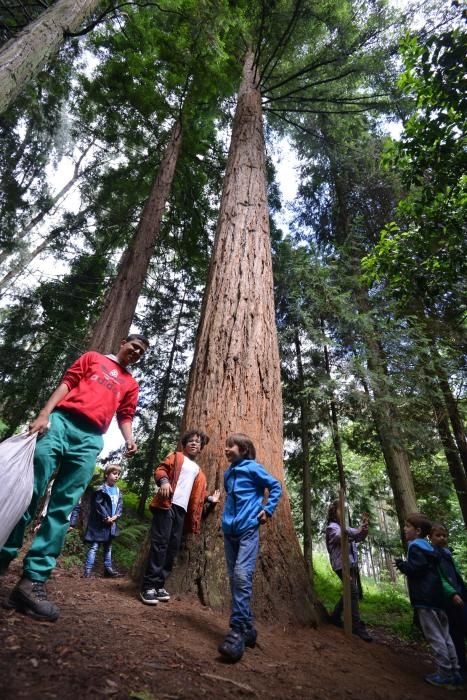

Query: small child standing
[218,433,282,662]
[395,513,462,688]
[83,464,123,578]
[430,523,467,680]
[325,500,371,642]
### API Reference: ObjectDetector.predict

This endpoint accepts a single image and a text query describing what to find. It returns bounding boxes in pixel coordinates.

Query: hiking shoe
[83,569,92,578]
[218,628,245,662]
[140,589,159,605]
[243,626,257,648]
[155,588,170,602]
[353,624,372,642]
[8,577,59,622]
[424,672,454,688]
[104,567,122,578]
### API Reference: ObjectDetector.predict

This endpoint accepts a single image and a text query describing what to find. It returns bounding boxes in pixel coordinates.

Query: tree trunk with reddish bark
[88,121,182,353]
[160,52,317,624]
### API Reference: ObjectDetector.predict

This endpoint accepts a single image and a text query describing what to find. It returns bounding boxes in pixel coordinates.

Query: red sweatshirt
[56,352,139,433]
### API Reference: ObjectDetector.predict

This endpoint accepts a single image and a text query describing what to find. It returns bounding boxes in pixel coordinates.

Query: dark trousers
[333,567,362,627]
[142,505,185,590]
[447,603,467,672]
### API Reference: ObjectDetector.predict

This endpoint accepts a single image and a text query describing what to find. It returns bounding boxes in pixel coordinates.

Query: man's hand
[257,510,268,524]
[210,489,221,504]
[159,482,172,499]
[29,413,50,435]
[124,439,137,456]
[452,594,464,607]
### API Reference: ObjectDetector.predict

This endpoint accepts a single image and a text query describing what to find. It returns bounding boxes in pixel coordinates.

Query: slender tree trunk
[0,147,91,269]
[432,354,467,477]
[355,296,417,545]
[294,329,313,581]
[137,294,186,517]
[156,51,317,624]
[0,229,60,293]
[88,121,182,353]
[0,0,103,114]
[432,396,467,526]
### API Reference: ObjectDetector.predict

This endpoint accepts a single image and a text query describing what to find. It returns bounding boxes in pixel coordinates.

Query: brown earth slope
[0,563,456,700]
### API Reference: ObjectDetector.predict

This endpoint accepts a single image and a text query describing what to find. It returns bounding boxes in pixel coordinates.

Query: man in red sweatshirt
[0,334,148,621]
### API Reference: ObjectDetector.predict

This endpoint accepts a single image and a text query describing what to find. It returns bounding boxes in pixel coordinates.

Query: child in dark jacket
[430,523,467,678]
[395,513,462,689]
[218,433,282,662]
[83,464,123,578]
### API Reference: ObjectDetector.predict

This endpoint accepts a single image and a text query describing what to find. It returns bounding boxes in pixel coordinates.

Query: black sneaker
[104,567,122,578]
[140,589,159,605]
[243,627,257,648]
[218,628,245,662]
[8,577,59,622]
[155,588,170,602]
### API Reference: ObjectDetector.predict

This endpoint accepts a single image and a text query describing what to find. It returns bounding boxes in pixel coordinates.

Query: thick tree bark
[156,52,317,624]
[88,121,182,353]
[0,0,103,114]
[294,329,313,581]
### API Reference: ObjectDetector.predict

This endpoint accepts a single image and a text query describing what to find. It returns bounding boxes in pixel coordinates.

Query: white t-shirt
[172,456,200,512]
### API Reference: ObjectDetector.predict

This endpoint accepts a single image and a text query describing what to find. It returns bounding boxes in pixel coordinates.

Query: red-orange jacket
[149,451,207,535]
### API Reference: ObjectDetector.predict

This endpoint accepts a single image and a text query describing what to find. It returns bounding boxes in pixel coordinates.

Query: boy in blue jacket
[430,523,467,679]
[218,433,282,662]
[395,513,462,688]
[83,464,123,578]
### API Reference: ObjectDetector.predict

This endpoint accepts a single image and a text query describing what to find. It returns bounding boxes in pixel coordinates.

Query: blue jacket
[396,539,444,609]
[222,458,282,536]
[436,546,467,600]
[84,484,123,542]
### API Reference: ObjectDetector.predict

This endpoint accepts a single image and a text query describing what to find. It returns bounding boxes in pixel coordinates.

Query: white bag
[0,432,37,548]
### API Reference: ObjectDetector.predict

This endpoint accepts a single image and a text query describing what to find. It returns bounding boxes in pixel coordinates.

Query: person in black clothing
[430,523,467,678]
[395,512,462,689]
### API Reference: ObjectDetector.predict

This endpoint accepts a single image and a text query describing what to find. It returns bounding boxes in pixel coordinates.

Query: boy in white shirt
[140,430,219,604]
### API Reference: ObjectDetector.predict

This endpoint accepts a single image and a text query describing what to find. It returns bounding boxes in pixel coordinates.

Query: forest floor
[0,562,459,700]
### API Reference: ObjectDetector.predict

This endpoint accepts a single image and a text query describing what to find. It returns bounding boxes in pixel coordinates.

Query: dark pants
[333,567,362,628]
[447,603,467,672]
[142,505,185,590]
[224,526,260,630]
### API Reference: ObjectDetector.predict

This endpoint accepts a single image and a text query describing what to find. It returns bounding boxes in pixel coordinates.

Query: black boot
[8,577,59,622]
[104,567,122,578]
[243,626,257,648]
[218,628,245,662]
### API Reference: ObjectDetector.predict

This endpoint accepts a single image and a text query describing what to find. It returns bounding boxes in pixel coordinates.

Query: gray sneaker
[8,577,59,622]
[156,588,170,602]
[140,588,159,605]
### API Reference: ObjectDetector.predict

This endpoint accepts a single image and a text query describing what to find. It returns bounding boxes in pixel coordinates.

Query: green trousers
[0,410,103,581]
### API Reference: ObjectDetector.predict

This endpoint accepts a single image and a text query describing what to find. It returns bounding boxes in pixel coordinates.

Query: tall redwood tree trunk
[0,0,103,114]
[88,121,182,353]
[166,52,317,624]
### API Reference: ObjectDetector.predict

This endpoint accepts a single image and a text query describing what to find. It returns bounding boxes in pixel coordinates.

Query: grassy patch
[313,553,414,639]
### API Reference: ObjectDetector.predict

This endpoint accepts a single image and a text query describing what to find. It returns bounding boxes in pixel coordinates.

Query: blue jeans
[85,541,112,572]
[224,526,260,630]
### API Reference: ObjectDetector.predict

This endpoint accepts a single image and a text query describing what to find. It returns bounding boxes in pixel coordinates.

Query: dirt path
[0,563,457,700]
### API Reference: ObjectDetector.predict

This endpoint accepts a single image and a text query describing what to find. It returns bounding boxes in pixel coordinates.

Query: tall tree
[0,0,103,113]
[168,51,318,623]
